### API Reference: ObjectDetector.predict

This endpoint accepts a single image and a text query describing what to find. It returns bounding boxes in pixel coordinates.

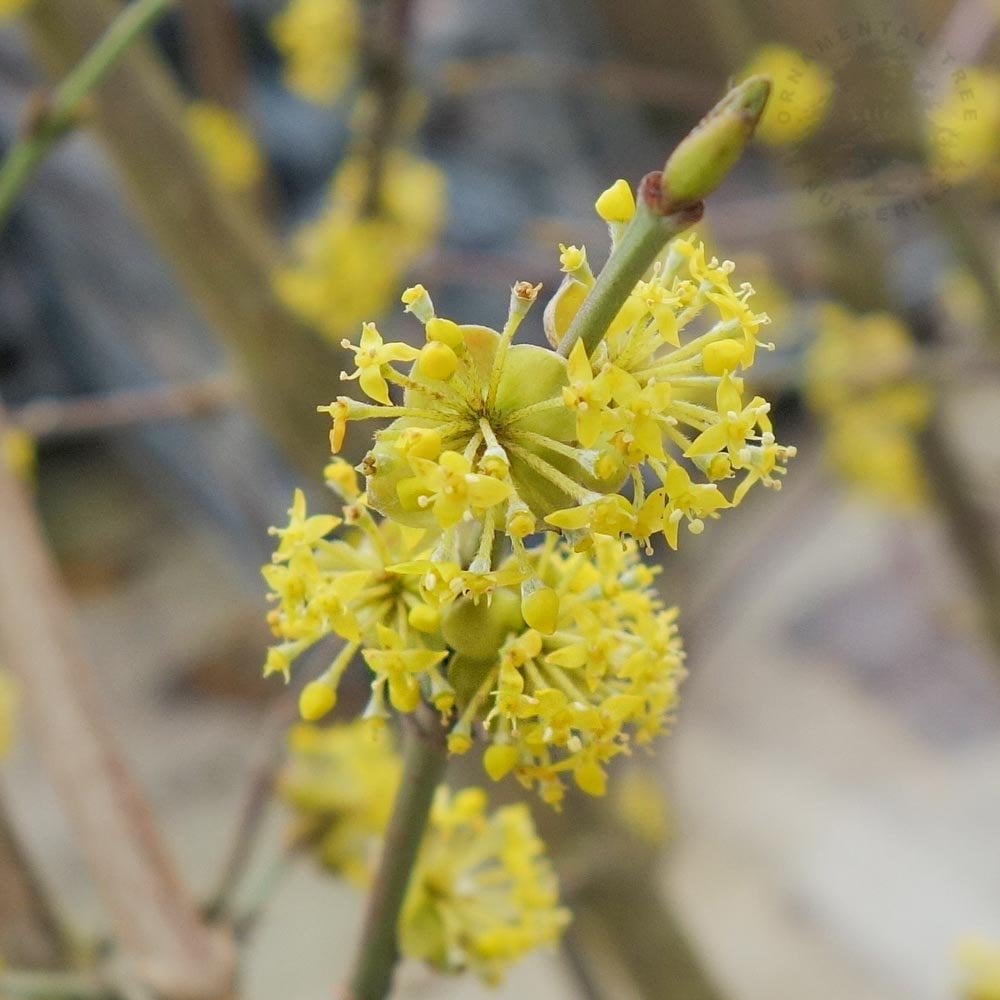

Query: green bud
[441,590,522,659]
[662,75,771,209]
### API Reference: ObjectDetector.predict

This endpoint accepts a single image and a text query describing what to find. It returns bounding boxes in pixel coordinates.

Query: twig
[178,0,245,109]
[0,402,235,1000]
[9,376,238,443]
[0,794,72,968]
[344,707,446,1000]
[0,0,175,228]
[437,55,715,112]
[206,689,298,921]
[356,0,412,218]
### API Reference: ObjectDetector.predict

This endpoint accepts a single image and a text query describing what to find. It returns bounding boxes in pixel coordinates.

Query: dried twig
[10,376,238,443]
[0,402,236,1000]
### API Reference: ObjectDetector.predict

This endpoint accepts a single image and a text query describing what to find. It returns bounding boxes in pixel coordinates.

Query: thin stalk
[0,0,174,227]
[345,709,446,1000]
[557,174,702,359]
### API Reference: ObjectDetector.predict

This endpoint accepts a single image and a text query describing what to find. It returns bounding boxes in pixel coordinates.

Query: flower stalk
[345,708,447,1000]
[0,0,174,228]
[556,75,770,360]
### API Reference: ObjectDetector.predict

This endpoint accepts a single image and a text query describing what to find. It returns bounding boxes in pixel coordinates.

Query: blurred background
[1,0,999,998]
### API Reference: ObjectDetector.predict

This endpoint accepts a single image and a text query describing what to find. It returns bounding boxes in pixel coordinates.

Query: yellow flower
[742,44,833,146]
[614,769,672,847]
[325,185,791,565]
[804,304,930,507]
[926,67,1000,185]
[0,0,27,16]
[279,721,401,885]
[271,0,359,104]
[445,536,686,808]
[400,787,570,984]
[340,322,421,405]
[185,102,263,193]
[957,936,1000,1000]
[1,428,36,483]
[275,152,447,342]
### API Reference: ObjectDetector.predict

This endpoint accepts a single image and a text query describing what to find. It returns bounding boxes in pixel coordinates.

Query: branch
[0,795,72,969]
[344,708,446,1000]
[0,0,175,228]
[9,376,237,442]
[0,403,235,1000]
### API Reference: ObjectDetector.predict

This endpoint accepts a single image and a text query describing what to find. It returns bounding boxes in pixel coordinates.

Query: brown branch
[178,0,245,110]
[25,0,350,475]
[0,403,236,1000]
[9,376,238,442]
[0,795,72,969]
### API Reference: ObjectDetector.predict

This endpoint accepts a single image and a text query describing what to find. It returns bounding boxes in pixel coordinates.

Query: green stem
[345,709,447,1000]
[556,175,702,359]
[0,0,174,227]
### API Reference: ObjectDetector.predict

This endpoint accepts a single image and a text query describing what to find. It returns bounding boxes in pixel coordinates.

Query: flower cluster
[399,786,570,984]
[279,720,400,884]
[275,151,446,343]
[325,179,793,564]
[271,0,359,105]
[280,723,569,982]
[186,102,263,195]
[741,45,833,147]
[804,303,930,507]
[264,459,685,806]
[926,67,1000,186]
[957,937,1000,1000]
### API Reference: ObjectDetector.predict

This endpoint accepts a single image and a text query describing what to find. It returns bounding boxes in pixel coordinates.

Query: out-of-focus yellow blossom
[185,102,264,194]
[0,0,27,16]
[613,768,672,847]
[1,428,36,483]
[325,180,792,565]
[279,721,401,885]
[741,44,833,146]
[271,0,359,104]
[804,304,930,507]
[400,786,570,984]
[926,67,1000,185]
[264,467,686,806]
[275,151,446,342]
[0,671,16,759]
[957,937,1000,1000]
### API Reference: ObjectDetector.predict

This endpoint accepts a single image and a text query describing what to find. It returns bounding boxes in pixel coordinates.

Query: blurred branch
[10,375,238,442]
[357,0,412,217]
[921,419,1000,669]
[438,55,715,112]
[0,796,73,969]
[0,403,236,1000]
[25,0,350,475]
[206,690,297,922]
[178,0,245,109]
[0,0,174,228]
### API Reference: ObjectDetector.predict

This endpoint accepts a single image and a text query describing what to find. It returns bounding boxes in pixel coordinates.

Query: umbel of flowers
[281,721,569,984]
[265,75,790,806]
[263,76,785,996]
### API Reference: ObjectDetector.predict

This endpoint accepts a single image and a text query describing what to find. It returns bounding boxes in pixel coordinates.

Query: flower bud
[441,590,522,659]
[425,317,463,349]
[299,680,336,721]
[418,341,458,380]
[663,75,771,209]
[595,178,636,223]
